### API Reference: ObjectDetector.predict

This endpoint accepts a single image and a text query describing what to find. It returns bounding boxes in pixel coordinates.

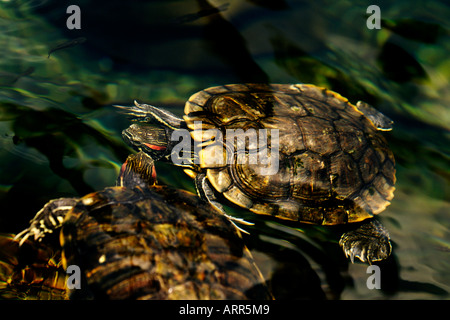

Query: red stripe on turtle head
[144,143,166,151]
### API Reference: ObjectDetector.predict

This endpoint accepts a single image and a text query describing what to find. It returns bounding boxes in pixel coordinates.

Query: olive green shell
[183,84,396,225]
[60,185,271,300]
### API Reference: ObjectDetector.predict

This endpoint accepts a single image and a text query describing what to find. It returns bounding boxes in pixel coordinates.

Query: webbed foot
[339,219,392,264]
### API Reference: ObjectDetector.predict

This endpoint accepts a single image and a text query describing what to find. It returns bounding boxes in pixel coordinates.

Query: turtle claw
[14,220,50,246]
[211,203,254,234]
[14,229,32,246]
[228,219,251,235]
[339,219,392,264]
[341,241,370,264]
[223,213,254,235]
[14,223,52,246]
[224,213,254,226]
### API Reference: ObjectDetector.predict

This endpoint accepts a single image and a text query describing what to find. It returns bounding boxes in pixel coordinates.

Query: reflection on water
[0,0,448,299]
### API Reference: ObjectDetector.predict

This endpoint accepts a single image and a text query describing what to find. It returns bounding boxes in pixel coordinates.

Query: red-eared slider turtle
[118,83,396,263]
[15,152,272,300]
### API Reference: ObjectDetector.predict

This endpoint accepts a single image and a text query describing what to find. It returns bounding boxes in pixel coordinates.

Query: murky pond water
[0,0,448,300]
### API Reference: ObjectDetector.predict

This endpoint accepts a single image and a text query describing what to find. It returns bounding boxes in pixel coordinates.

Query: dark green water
[0,0,448,299]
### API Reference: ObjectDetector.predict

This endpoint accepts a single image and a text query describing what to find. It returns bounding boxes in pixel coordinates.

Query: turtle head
[356,101,393,131]
[117,152,157,189]
[122,123,170,161]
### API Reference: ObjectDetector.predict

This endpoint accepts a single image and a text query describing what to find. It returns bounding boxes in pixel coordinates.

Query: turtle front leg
[195,172,224,213]
[115,101,183,130]
[15,198,78,246]
[339,219,392,264]
[195,173,254,233]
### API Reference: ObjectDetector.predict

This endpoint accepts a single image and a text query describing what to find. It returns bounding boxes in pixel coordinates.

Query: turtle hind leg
[194,173,254,233]
[339,219,392,264]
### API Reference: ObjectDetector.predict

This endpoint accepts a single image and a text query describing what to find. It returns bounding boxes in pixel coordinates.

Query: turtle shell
[0,235,67,300]
[60,184,271,300]
[183,84,396,225]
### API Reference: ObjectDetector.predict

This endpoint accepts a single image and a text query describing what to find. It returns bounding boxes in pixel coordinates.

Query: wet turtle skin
[15,153,272,300]
[119,83,396,263]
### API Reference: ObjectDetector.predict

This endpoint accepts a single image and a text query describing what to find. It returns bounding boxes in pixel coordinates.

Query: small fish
[172,3,229,24]
[47,37,87,58]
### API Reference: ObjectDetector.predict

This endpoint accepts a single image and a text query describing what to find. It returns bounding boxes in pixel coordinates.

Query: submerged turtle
[118,83,396,263]
[15,152,271,300]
